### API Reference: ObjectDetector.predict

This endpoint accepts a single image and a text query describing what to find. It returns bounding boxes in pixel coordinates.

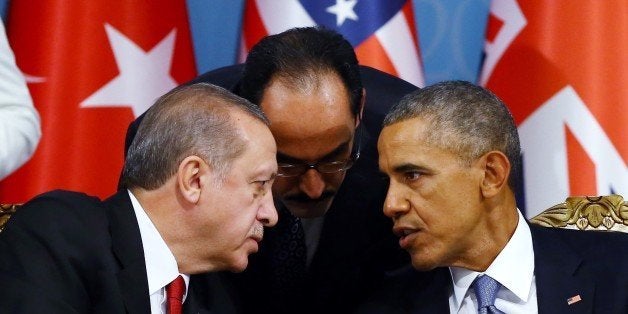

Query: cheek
[215,193,258,232]
[220,206,259,242]
[272,177,298,196]
[321,172,346,189]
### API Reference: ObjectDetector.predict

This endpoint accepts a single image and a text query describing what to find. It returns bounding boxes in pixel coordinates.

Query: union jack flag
[481,0,628,217]
[240,0,424,87]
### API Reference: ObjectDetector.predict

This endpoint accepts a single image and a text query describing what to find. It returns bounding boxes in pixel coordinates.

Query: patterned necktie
[166,275,185,314]
[472,275,505,314]
[272,206,307,294]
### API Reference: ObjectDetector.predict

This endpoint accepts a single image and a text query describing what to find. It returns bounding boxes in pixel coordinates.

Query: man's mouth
[393,225,420,249]
[284,191,335,204]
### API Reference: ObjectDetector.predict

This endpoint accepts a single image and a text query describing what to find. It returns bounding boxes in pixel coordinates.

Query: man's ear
[177,155,208,204]
[479,151,511,198]
[356,88,366,128]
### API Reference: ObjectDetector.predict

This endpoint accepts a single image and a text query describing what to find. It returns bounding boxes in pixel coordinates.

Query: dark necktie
[166,275,185,314]
[272,206,307,294]
[472,275,505,314]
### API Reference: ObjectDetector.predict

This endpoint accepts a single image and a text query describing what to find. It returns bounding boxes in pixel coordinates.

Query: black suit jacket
[122,64,418,313]
[0,190,235,313]
[358,223,628,313]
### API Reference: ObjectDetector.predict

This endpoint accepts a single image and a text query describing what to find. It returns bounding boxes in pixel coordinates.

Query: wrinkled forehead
[379,117,476,170]
[379,117,430,146]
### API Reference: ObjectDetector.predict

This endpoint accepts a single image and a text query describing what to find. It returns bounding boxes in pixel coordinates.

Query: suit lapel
[106,191,151,314]
[389,266,450,313]
[183,285,203,314]
[410,267,450,313]
[531,225,594,314]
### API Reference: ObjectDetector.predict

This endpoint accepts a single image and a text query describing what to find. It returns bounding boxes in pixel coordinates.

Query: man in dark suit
[364,80,628,313]
[0,83,279,313]
[124,27,415,313]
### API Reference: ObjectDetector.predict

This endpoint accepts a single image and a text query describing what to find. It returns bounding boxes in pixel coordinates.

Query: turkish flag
[481,0,628,216]
[241,0,424,87]
[0,0,197,203]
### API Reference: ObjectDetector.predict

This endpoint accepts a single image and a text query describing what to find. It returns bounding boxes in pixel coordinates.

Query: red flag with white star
[481,0,628,216]
[241,0,424,87]
[0,0,196,202]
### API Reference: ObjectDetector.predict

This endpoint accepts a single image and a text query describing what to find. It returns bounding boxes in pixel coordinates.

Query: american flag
[240,0,424,87]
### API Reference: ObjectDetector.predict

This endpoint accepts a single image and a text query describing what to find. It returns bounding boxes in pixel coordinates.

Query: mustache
[252,224,264,240]
[283,190,336,203]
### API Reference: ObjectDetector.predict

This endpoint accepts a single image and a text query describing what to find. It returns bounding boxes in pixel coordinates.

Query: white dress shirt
[449,210,538,313]
[129,190,190,314]
[0,20,41,180]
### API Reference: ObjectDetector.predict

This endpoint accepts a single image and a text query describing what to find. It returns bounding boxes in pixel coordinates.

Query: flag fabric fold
[481,0,628,216]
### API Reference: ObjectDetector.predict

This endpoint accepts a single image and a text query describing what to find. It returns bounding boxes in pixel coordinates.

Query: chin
[409,252,440,271]
[228,256,249,273]
[286,201,332,218]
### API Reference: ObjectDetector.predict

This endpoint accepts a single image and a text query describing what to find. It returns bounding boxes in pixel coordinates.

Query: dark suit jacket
[357,223,628,313]
[122,64,418,313]
[0,190,235,313]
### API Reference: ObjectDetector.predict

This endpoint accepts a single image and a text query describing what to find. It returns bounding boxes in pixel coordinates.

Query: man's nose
[383,182,409,219]
[258,191,278,227]
[298,168,326,199]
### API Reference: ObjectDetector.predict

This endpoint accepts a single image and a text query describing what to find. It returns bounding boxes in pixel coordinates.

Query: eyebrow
[252,168,278,182]
[391,163,424,174]
[277,140,351,163]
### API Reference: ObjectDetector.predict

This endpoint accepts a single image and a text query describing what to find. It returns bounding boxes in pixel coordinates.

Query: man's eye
[404,172,421,181]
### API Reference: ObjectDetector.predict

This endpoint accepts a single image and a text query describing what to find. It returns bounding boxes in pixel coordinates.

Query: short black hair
[384,80,522,191]
[240,26,363,116]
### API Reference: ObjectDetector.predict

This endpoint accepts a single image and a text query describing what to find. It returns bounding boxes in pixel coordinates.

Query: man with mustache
[0,83,278,313]
[124,27,416,313]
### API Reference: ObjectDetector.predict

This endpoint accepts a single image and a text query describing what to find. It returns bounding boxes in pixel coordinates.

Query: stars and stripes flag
[481,0,628,217]
[241,0,424,87]
[0,0,197,203]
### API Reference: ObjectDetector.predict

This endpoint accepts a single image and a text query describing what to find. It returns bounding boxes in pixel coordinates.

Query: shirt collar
[128,190,189,297]
[449,210,534,311]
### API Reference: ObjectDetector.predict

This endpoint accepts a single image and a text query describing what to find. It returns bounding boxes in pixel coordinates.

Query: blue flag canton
[299,0,407,47]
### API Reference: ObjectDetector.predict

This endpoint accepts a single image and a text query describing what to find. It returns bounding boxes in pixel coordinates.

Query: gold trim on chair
[529,195,628,232]
[0,204,20,233]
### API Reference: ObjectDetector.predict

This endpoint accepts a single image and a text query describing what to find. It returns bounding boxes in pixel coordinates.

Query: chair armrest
[529,195,628,232]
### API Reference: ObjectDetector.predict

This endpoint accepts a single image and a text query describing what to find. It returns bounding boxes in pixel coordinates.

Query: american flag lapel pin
[567,294,582,305]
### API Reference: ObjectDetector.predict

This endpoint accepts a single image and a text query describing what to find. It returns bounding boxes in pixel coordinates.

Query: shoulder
[18,189,103,218]
[3,190,108,238]
[531,224,628,268]
[187,64,244,91]
[358,66,418,137]
[531,223,628,248]
[359,66,417,95]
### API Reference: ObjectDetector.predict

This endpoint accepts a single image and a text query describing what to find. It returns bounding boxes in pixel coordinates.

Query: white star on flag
[326,0,359,26]
[80,23,178,117]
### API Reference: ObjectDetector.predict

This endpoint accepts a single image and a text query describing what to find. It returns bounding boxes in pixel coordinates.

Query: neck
[131,182,191,272]
[454,194,519,272]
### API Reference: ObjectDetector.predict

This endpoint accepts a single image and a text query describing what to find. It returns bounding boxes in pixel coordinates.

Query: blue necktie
[472,275,505,314]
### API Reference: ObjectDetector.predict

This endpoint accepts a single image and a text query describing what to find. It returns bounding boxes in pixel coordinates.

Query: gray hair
[120,83,269,190]
[383,80,521,190]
